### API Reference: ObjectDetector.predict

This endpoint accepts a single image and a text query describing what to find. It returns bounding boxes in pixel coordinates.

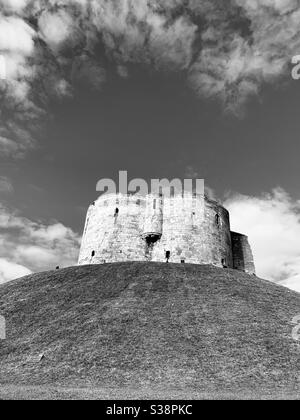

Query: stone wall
[78,194,146,265]
[78,193,238,269]
[231,232,256,275]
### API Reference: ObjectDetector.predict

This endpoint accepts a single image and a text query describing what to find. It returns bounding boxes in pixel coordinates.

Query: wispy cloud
[0,0,299,155]
[0,176,14,193]
[0,201,81,284]
[0,258,31,285]
[225,188,300,293]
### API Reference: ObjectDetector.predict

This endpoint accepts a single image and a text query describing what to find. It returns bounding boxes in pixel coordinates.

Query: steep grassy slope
[0,262,299,399]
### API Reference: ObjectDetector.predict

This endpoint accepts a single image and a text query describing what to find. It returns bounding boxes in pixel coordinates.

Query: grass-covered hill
[0,262,299,400]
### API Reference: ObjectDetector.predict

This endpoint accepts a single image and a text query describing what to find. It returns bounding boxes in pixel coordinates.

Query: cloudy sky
[0,0,300,292]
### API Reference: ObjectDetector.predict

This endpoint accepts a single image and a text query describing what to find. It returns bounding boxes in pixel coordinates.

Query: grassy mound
[0,262,299,399]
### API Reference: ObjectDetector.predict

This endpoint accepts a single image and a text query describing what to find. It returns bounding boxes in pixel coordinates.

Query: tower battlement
[78,193,255,274]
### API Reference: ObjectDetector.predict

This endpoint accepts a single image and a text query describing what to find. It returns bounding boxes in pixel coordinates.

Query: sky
[1,0,300,292]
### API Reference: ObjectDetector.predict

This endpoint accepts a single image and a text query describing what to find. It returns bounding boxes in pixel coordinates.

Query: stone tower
[78,192,255,274]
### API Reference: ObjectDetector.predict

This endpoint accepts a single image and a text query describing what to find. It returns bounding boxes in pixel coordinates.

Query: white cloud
[0,0,300,155]
[188,0,300,115]
[0,13,39,156]
[0,0,29,14]
[0,202,81,284]
[38,9,76,49]
[0,176,14,193]
[0,16,35,55]
[0,259,31,284]
[225,188,300,293]
[281,274,300,293]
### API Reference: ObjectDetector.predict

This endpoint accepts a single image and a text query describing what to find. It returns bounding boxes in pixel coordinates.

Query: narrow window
[114,208,119,216]
[153,199,156,209]
[166,251,171,261]
[91,251,95,258]
[215,214,220,226]
[181,259,185,264]
[222,258,227,268]
[136,199,140,205]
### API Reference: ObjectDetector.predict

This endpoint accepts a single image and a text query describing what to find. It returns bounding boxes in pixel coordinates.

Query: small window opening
[181,259,185,264]
[91,251,95,258]
[136,199,140,205]
[114,208,119,216]
[215,214,220,226]
[166,251,171,262]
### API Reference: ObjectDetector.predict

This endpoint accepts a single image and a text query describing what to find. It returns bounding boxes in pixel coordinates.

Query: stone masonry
[78,193,255,274]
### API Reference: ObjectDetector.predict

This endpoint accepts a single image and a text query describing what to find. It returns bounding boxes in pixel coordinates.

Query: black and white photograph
[0,0,300,404]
